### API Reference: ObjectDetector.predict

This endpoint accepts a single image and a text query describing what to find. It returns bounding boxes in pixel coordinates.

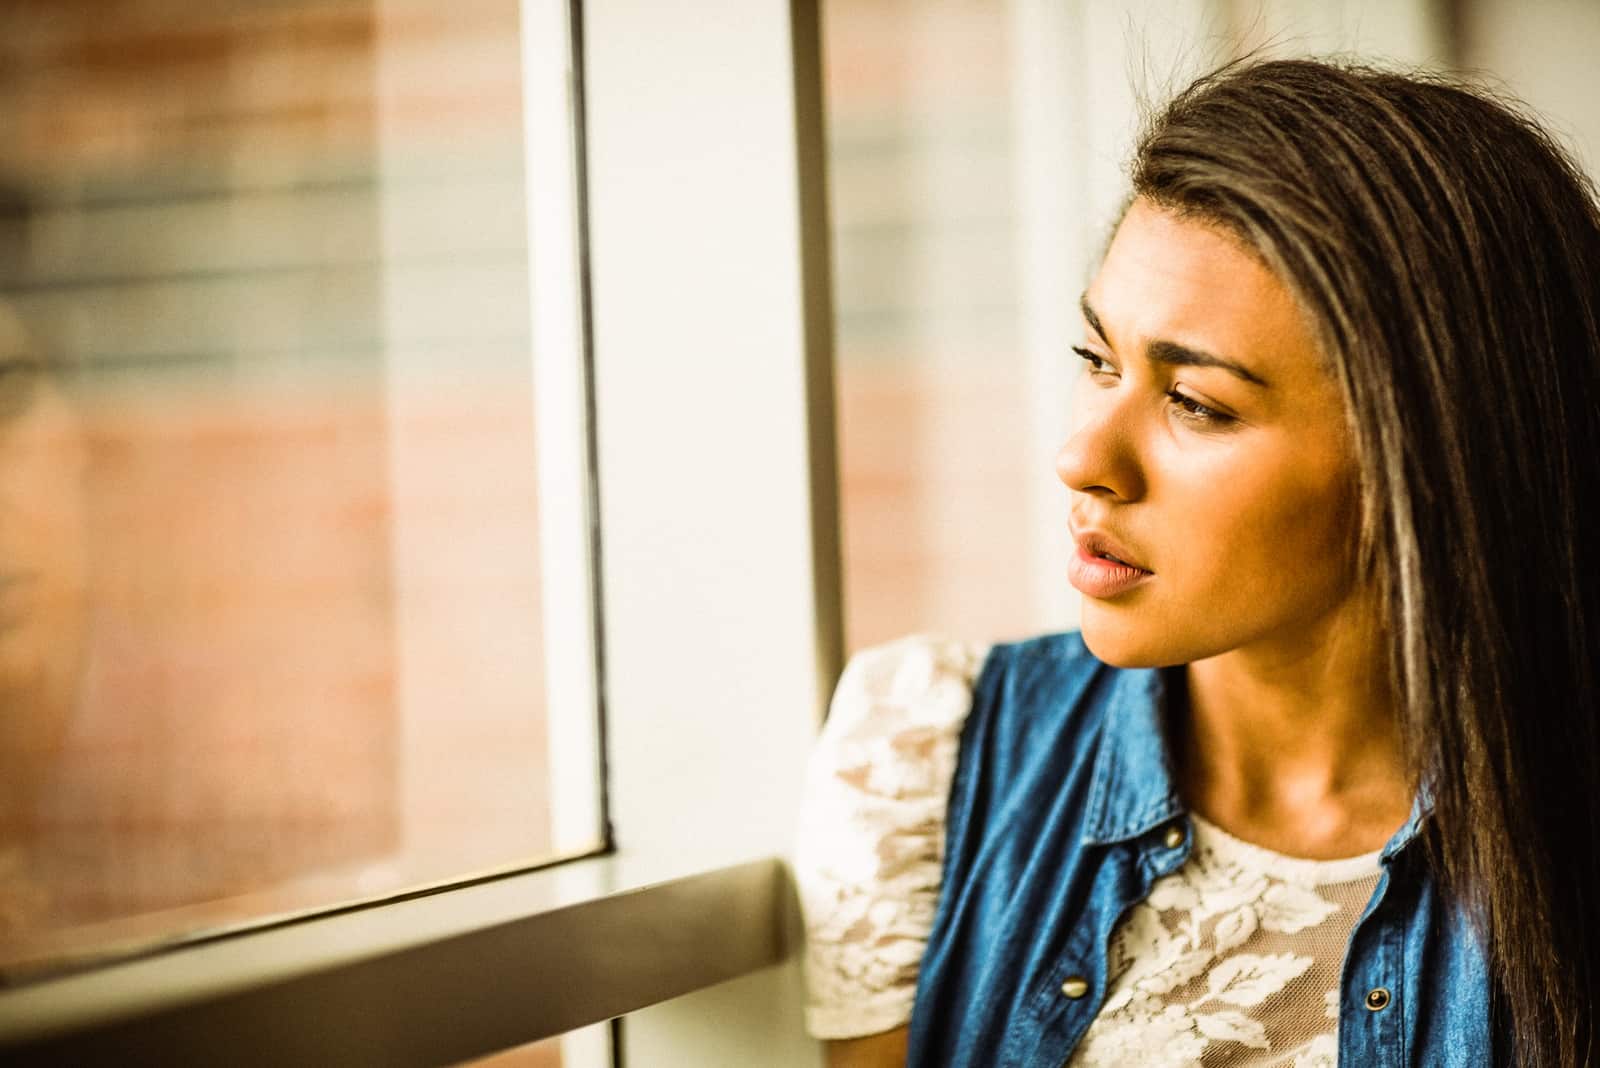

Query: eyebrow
[1079,295,1269,388]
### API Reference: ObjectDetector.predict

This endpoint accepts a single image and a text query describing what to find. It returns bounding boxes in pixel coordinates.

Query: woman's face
[1058,197,1366,668]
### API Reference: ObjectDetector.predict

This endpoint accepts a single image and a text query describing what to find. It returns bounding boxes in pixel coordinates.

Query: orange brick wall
[0,0,556,976]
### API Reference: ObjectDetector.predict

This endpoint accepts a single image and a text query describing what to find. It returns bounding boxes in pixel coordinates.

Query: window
[0,0,602,982]
[1,1,830,1064]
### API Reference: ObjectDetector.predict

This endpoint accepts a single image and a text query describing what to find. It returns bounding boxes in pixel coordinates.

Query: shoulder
[979,628,1101,686]
[803,629,1113,808]
[813,630,1109,765]
[962,629,1113,753]
[795,635,990,1038]
[794,631,1116,1039]
[936,630,1123,852]
[800,630,1113,848]
[825,634,990,734]
[821,630,1099,732]
[801,635,987,807]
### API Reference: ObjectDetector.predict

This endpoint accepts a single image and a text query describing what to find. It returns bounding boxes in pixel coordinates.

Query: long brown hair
[1133,59,1600,1067]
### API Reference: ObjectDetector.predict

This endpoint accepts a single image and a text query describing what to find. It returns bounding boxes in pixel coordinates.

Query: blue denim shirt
[905,631,1497,1066]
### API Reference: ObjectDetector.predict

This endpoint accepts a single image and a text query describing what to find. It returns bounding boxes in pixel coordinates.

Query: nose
[1055,384,1145,501]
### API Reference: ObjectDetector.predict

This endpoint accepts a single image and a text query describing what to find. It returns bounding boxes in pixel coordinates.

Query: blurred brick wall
[0,0,554,975]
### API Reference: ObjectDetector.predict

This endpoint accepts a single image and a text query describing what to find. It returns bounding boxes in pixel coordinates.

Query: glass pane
[826,0,1038,652]
[0,0,600,979]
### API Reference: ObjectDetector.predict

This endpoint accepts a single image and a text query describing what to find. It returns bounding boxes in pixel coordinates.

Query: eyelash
[1071,346,1235,429]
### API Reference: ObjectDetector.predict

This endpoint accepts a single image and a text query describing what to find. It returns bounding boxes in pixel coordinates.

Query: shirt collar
[1381,778,1434,861]
[1079,659,1432,861]
[1081,663,1186,845]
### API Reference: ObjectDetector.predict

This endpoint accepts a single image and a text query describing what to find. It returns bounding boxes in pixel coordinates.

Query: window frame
[0,0,840,1064]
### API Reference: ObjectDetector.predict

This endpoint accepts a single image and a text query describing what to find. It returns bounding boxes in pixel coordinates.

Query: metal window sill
[0,852,795,1066]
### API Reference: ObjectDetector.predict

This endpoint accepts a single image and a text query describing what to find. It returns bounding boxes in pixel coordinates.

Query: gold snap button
[1061,975,1090,1000]
[1365,987,1391,1011]
[1164,823,1187,849]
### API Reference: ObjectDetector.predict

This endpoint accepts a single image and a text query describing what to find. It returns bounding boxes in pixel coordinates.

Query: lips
[1067,526,1154,599]
[1072,529,1150,573]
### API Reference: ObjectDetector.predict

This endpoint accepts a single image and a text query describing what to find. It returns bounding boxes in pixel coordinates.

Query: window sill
[0,852,794,1066]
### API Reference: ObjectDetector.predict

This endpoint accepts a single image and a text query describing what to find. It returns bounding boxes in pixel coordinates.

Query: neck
[1174,611,1413,858]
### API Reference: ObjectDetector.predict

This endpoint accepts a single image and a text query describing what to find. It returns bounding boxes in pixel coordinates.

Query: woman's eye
[1168,390,1234,428]
[1070,347,1236,429]
[1071,346,1114,375]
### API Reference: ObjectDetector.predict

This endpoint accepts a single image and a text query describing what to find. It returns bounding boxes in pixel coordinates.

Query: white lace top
[795,636,1385,1067]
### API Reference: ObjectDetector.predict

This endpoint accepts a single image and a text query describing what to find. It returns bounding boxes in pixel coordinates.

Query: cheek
[1079,439,1361,668]
[1171,444,1358,615]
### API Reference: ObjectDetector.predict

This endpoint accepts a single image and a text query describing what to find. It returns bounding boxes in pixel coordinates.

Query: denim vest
[905,632,1496,1067]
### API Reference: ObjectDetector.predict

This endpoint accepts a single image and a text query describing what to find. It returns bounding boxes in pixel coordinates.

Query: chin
[1078,601,1193,669]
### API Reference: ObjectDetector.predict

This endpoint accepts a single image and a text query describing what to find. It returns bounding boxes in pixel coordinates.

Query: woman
[796,59,1600,1067]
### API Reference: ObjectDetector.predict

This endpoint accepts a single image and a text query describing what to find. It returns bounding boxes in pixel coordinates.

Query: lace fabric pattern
[793,635,987,1039]
[1066,815,1383,1068]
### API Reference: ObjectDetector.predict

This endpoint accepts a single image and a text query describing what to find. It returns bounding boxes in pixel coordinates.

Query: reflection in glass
[0,301,89,936]
[0,0,591,984]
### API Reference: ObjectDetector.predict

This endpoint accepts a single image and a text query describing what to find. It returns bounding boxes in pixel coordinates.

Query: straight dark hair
[1132,58,1600,1067]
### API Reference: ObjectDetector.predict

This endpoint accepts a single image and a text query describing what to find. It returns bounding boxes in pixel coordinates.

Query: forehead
[1087,198,1327,391]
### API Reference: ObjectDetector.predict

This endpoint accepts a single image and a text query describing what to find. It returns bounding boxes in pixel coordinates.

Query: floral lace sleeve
[793,635,988,1039]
